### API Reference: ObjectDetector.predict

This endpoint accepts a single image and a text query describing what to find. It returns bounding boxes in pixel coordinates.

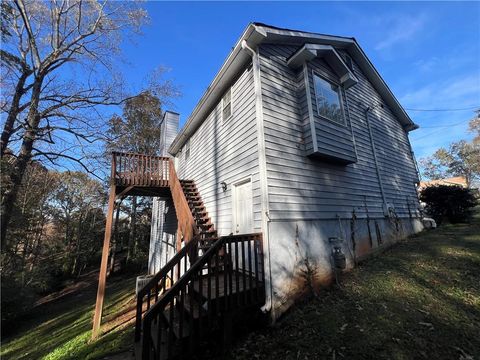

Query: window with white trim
[313,74,344,125]
[222,87,232,122]
[184,139,190,161]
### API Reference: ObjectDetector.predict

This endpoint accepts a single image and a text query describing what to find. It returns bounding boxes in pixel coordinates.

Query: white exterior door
[233,179,253,234]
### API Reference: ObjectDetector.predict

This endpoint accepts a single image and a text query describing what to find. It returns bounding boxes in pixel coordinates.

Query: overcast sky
[119,1,480,160]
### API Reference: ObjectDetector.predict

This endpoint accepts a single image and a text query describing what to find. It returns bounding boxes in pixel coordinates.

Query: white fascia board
[169,25,267,155]
[256,25,356,48]
[257,25,417,130]
[346,42,418,131]
[286,44,317,68]
[288,44,358,89]
[169,23,417,155]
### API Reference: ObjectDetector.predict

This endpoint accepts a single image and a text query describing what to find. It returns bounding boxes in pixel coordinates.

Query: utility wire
[420,120,469,129]
[412,119,471,141]
[405,105,479,112]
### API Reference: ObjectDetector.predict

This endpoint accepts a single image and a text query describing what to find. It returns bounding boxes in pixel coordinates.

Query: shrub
[420,185,478,224]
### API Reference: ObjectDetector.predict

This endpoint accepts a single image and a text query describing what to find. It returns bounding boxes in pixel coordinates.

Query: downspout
[241,40,274,317]
[364,107,388,215]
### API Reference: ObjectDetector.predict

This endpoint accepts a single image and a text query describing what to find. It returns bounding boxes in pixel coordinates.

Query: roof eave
[169,24,267,155]
[169,23,417,154]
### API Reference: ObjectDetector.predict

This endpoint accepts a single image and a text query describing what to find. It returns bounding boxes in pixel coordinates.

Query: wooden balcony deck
[111,152,172,197]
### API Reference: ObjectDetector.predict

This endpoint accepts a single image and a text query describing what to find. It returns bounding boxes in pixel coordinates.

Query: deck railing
[168,159,198,245]
[135,237,199,342]
[139,233,265,360]
[112,152,170,187]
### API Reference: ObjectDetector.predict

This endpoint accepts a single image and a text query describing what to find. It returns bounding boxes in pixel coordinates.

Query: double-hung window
[222,87,232,122]
[313,74,344,125]
[184,139,190,161]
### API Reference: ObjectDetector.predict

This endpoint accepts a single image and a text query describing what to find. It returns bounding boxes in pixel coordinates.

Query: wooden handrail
[140,233,265,360]
[134,237,199,341]
[112,151,171,159]
[168,159,199,244]
[135,159,200,341]
[111,152,170,187]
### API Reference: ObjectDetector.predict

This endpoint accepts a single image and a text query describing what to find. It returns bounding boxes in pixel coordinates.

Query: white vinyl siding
[176,64,261,235]
[222,87,232,122]
[258,43,419,220]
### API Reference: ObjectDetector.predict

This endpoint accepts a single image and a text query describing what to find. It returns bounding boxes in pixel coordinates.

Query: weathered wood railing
[135,237,199,342]
[112,152,170,187]
[168,159,198,245]
[140,233,264,360]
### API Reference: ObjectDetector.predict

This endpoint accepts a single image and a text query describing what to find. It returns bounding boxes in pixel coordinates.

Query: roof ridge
[252,22,355,41]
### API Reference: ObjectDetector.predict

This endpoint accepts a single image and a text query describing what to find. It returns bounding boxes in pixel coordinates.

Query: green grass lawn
[227,213,480,360]
[1,272,137,360]
[2,213,479,360]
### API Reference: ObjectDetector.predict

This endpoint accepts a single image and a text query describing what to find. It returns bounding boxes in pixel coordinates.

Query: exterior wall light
[220,181,227,192]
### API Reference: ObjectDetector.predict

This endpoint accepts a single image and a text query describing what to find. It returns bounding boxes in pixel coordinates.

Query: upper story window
[222,87,232,122]
[313,73,344,125]
[184,139,190,161]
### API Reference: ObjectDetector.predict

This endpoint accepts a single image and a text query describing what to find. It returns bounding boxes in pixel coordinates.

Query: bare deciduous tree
[0,0,176,247]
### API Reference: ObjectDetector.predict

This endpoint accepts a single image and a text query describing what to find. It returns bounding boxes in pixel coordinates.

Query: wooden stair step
[201,229,217,234]
[182,187,197,192]
[183,188,198,192]
[199,224,215,233]
[196,218,209,225]
[190,203,205,209]
[193,210,207,217]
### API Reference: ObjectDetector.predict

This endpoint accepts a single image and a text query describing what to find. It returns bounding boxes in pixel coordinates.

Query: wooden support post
[109,198,123,275]
[92,184,117,339]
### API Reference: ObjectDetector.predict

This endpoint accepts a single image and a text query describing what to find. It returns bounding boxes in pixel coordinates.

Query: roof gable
[169,23,417,155]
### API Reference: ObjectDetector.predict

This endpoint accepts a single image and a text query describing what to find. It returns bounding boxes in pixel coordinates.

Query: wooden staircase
[135,178,265,360]
[180,179,218,247]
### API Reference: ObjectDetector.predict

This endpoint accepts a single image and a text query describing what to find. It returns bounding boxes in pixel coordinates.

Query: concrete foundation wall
[267,216,423,317]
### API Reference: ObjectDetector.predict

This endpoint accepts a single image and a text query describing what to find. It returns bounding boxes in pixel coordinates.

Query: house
[93,22,424,358]
[419,176,468,190]
[149,22,423,321]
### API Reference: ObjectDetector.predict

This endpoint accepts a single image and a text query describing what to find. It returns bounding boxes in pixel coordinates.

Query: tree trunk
[1,75,44,249]
[1,69,31,157]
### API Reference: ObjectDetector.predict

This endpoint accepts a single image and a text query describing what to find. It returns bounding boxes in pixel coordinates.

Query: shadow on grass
[223,217,480,360]
[1,274,137,360]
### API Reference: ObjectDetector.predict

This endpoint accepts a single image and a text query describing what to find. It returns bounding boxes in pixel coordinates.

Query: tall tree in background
[420,111,480,187]
[51,171,106,276]
[106,91,163,155]
[105,91,165,262]
[1,165,106,323]
[0,1,176,247]
[469,109,480,144]
[0,0,148,248]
